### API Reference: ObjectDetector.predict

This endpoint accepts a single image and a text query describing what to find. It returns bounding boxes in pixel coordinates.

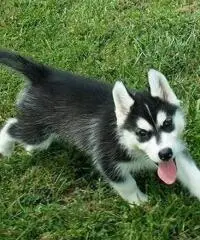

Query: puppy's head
[113,69,185,164]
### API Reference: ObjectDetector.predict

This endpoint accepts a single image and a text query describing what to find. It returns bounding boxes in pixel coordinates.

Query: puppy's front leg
[176,151,200,200]
[110,174,148,206]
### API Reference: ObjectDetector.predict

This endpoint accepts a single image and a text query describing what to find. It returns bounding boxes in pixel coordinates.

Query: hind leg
[0,117,54,157]
[24,135,54,154]
[0,118,18,157]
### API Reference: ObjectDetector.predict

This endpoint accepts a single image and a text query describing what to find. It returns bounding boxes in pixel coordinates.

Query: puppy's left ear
[148,69,180,106]
[112,81,134,126]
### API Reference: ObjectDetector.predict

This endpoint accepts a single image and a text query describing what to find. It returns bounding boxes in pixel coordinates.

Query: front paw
[128,190,148,206]
[0,144,14,158]
[190,183,200,200]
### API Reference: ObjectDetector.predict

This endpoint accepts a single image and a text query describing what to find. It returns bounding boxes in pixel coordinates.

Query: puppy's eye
[136,129,152,141]
[162,117,173,131]
[163,118,172,127]
[137,129,148,137]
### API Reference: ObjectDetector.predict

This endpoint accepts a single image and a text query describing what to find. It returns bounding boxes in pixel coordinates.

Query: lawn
[1,0,200,239]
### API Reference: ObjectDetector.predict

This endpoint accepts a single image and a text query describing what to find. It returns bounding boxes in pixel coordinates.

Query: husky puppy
[0,50,200,205]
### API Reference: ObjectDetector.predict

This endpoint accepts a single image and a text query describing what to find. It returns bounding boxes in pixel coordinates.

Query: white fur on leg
[110,175,148,206]
[24,135,54,154]
[0,118,17,157]
[176,151,200,200]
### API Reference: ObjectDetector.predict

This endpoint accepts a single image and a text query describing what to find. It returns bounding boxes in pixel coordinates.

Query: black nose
[158,148,173,161]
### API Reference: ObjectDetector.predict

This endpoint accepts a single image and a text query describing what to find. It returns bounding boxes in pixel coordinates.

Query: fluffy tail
[0,50,50,83]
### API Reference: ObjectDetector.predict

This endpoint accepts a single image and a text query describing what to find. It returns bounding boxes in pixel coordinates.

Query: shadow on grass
[4,141,190,207]
[27,141,101,191]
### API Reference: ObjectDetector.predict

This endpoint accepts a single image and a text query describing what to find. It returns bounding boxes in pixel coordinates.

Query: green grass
[1,0,200,239]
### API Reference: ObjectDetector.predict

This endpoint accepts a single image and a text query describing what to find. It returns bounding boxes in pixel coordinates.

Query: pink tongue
[157,159,177,184]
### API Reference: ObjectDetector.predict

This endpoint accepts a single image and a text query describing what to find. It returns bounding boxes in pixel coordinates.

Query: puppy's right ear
[112,81,134,126]
[148,69,180,106]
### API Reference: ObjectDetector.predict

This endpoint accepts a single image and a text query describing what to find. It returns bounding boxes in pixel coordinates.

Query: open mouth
[157,158,177,185]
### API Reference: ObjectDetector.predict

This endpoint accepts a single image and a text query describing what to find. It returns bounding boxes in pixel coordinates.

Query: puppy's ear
[112,81,134,126]
[148,69,180,106]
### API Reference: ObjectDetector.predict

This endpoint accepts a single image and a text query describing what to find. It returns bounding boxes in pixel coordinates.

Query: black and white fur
[0,50,200,206]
